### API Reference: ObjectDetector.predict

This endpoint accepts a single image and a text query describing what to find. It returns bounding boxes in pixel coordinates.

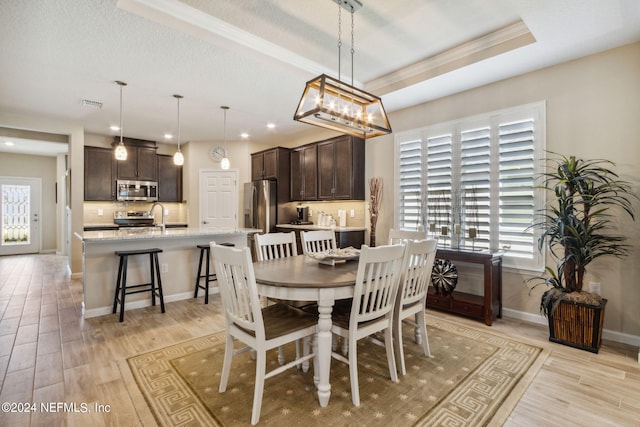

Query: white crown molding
[365,19,536,95]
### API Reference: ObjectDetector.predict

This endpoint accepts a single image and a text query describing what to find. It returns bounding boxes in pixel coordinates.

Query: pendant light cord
[337,4,342,82]
[119,83,124,144]
[177,96,181,150]
[351,6,355,86]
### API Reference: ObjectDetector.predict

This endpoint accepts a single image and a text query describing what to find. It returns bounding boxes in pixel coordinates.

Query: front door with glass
[0,177,41,255]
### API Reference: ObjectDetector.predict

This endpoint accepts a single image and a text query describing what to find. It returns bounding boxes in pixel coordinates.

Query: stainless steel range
[114,210,155,227]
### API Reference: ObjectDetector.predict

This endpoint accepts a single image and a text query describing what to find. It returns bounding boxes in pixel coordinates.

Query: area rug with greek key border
[126,316,548,426]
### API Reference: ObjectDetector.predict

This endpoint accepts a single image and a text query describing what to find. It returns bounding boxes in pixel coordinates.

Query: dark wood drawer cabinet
[157,154,183,202]
[426,249,502,326]
[114,138,158,181]
[317,135,365,200]
[84,146,115,201]
[290,144,317,201]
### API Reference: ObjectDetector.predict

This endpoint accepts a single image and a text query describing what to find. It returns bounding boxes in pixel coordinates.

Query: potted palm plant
[529,152,636,353]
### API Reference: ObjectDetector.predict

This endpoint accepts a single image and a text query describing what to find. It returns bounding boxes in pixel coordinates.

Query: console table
[427,248,503,326]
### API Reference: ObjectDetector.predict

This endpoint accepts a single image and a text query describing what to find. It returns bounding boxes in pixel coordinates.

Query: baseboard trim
[503,308,640,348]
[83,288,220,319]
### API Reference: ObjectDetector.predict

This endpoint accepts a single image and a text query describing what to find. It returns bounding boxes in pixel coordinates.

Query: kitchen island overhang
[75,228,260,318]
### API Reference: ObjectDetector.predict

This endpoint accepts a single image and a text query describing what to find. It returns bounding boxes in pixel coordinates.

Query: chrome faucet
[148,202,166,231]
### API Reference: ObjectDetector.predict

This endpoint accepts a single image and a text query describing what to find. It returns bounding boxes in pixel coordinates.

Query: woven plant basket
[547,298,607,353]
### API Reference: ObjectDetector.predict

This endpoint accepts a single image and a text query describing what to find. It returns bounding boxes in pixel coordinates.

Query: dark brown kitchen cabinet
[251,147,289,181]
[317,135,365,200]
[84,146,115,201]
[250,147,291,205]
[114,137,158,181]
[290,143,317,201]
[157,154,183,202]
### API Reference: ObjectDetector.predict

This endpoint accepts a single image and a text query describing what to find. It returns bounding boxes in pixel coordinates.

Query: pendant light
[173,94,184,166]
[220,106,230,170]
[114,81,128,160]
[293,0,391,138]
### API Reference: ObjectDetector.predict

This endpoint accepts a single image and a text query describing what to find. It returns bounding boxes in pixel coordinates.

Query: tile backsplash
[282,201,367,227]
[83,202,187,225]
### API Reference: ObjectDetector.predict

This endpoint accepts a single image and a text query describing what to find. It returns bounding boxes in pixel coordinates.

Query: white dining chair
[388,228,429,245]
[300,230,336,255]
[211,243,317,425]
[393,238,437,375]
[330,243,406,406]
[254,231,298,261]
[254,231,310,366]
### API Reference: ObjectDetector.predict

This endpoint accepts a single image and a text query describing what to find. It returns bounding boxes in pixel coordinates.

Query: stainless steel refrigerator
[244,180,277,234]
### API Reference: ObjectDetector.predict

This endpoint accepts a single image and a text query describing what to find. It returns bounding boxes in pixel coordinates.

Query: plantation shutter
[426,134,452,232]
[498,118,535,258]
[397,138,423,229]
[394,102,544,271]
[460,127,491,249]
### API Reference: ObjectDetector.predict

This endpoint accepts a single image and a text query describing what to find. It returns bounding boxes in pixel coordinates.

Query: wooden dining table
[253,254,358,407]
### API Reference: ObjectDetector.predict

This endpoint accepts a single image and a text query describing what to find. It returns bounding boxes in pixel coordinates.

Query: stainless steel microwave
[116,180,158,201]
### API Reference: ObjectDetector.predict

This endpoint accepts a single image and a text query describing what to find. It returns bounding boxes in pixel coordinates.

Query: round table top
[253,255,358,288]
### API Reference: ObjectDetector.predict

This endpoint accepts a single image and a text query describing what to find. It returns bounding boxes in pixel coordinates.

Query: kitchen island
[75,227,260,318]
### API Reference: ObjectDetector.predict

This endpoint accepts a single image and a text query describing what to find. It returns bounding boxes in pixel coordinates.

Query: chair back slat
[211,243,265,338]
[254,232,298,261]
[399,239,437,306]
[388,228,429,245]
[300,230,337,255]
[352,244,405,325]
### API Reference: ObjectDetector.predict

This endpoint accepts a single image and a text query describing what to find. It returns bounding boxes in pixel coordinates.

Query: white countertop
[276,223,366,232]
[75,227,261,242]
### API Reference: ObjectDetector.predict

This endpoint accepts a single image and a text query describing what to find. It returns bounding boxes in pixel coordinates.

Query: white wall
[367,41,640,338]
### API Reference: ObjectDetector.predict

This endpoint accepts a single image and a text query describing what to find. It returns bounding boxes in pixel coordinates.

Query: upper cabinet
[290,144,317,201]
[317,135,365,200]
[157,154,183,202]
[114,138,158,181]
[250,147,291,204]
[251,147,289,181]
[84,146,116,201]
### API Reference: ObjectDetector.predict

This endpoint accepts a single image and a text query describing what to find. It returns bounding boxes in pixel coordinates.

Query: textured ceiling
[1,0,639,156]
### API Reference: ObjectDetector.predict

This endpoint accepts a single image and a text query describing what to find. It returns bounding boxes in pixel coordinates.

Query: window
[395,102,545,271]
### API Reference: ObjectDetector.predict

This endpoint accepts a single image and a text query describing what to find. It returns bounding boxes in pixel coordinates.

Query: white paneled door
[199,170,238,230]
[0,176,41,255]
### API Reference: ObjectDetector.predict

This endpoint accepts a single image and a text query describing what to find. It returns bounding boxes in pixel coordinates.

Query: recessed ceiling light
[110,125,120,131]
[266,123,276,129]
[240,132,249,138]
[164,133,173,139]
[4,141,15,146]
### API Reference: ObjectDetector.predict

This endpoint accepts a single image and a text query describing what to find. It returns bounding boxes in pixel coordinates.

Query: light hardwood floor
[0,254,639,426]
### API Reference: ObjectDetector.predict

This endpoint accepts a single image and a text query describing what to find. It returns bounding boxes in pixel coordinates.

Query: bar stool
[113,248,165,322]
[194,242,234,304]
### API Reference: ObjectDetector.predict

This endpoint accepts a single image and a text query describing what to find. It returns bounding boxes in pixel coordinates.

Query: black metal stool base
[194,242,234,304]
[113,248,165,322]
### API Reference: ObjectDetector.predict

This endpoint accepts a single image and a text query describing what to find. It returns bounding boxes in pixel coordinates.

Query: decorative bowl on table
[306,247,361,265]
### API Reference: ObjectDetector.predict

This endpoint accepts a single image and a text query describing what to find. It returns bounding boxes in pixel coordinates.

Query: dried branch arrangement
[369,177,383,247]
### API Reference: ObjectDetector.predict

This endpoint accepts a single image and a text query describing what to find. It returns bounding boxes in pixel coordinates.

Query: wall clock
[209,145,227,162]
